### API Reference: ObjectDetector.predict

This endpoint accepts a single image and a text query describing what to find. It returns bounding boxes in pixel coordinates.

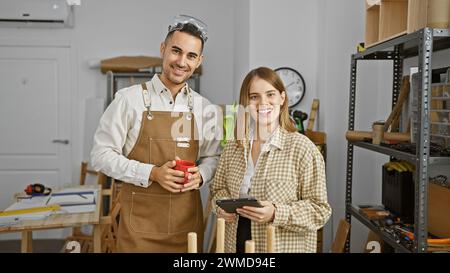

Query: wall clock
[275,67,306,108]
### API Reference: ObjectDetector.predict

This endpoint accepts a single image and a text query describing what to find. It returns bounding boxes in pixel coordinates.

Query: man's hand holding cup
[174,157,203,192]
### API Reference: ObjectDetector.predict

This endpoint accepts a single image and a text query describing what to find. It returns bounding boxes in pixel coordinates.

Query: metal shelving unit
[352,142,450,165]
[345,28,450,253]
[348,205,411,253]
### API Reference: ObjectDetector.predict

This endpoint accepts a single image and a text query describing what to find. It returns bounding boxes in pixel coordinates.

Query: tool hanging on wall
[290,110,308,134]
[307,99,319,131]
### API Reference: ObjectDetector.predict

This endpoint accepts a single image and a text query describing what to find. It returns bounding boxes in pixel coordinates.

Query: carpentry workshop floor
[0,239,65,253]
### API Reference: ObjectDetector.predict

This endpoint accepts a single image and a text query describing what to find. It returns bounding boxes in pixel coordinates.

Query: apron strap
[141,83,153,120]
[185,86,194,113]
[142,80,194,120]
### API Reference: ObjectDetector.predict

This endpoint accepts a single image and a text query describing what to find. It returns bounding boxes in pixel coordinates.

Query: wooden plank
[331,219,350,253]
[80,162,87,186]
[367,0,381,9]
[307,99,320,131]
[407,0,428,33]
[305,130,326,145]
[245,240,255,253]
[379,0,408,41]
[427,0,450,28]
[216,218,225,253]
[428,182,450,238]
[93,224,102,253]
[188,232,197,253]
[266,225,275,253]
[366,4,381,46]
[21,231,33,253]
[384,76,410,132]
[366,30,407,48]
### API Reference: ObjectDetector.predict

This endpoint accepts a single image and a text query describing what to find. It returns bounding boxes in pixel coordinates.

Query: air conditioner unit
[0,0,77,28]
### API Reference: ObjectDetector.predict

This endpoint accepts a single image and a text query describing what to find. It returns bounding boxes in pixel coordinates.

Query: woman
[210,67,331,253]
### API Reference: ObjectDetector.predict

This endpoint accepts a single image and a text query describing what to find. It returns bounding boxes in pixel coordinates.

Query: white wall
[248,0,321,117]
[233,0,250,101]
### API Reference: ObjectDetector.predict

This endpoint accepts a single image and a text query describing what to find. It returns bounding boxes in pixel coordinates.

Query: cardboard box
[428,182,450,238]
[364,0,450,48]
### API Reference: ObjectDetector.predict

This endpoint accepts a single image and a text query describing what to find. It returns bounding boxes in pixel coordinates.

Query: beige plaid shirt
[210,127,331,253]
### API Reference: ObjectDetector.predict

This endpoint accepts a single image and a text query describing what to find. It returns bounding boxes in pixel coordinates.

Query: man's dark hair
[165,23,204,52]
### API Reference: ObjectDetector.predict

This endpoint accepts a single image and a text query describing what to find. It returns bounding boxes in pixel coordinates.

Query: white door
[0,45,71,239]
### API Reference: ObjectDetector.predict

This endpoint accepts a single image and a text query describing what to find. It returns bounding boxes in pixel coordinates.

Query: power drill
[290,110,308,134]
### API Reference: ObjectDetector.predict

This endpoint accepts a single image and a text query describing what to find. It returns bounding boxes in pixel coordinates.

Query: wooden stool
[191,218,277,253]
[187,232,197,253]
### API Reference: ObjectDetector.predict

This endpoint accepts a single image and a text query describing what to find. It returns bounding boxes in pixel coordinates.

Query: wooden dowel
[372,122,385,145]
[80,162,88,186]
[21,231,33,253]
[245,240,255,253]
[216,218,225,253]
[346,131,411,142]
[266,225,275,253]
[188,232,197,253]
[307,99,319,131]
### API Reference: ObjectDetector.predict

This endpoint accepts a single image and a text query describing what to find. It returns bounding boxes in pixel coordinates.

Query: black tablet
[216,198,263,213]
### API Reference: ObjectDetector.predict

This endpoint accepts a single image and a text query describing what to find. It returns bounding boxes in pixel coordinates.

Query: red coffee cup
[174,160,196,184]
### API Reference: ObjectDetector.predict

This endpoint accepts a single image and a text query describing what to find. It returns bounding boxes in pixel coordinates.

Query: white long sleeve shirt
[90,74,222,188]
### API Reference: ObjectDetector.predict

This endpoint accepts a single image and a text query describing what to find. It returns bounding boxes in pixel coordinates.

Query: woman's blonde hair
[235,67,297,147]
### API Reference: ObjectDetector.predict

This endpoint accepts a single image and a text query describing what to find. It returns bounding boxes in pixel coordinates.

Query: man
[91,15,221,252]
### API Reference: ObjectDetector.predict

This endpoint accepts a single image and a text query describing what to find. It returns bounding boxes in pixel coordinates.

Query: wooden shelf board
[366,30,407,48]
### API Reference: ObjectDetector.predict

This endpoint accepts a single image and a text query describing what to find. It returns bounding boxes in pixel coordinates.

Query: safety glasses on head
[168,14,208,43]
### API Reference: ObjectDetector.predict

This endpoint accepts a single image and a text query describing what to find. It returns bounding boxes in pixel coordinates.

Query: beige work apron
[116,82,204,253]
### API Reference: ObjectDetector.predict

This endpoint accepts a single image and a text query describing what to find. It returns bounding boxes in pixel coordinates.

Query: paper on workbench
[58,204,96,214]
[5,196,50,211]
[0,196,55,225]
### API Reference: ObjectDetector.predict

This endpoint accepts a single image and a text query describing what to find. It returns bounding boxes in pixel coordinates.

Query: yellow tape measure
[357,42,365,53]
[0,205,60,217]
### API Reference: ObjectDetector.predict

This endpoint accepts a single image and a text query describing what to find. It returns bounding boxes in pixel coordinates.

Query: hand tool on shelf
[345,130,411,142]
[384,76,410,132]
[393,225,450,245]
